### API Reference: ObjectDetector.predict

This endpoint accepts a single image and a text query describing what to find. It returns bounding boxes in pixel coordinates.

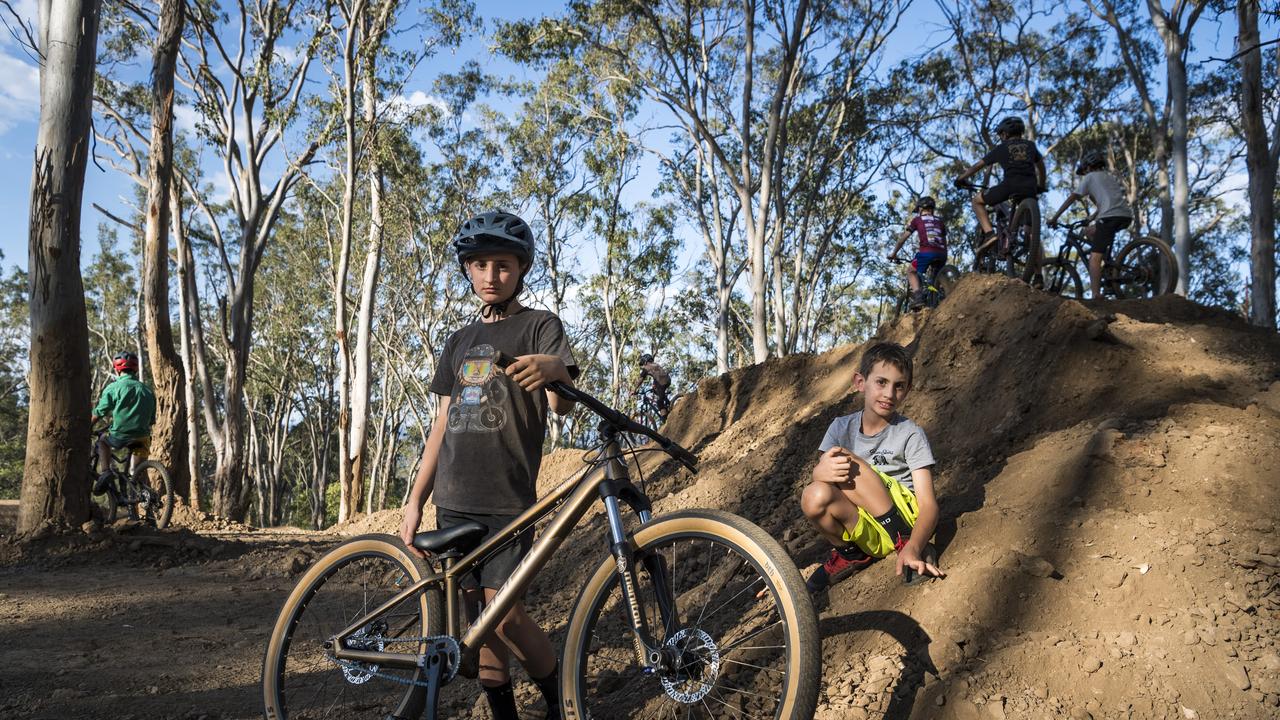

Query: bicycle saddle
[412,521,487,556]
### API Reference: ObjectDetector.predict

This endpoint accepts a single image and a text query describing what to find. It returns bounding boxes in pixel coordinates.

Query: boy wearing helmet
[399,210,577,720]
[635,352,672,419]
[1048,151,1134,298]
[888,196,948,309]
[91,351,157,494]
[953,116,1047,250]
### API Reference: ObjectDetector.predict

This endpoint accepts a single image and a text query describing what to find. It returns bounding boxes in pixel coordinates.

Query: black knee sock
[874,507,913,550]
[531,662,561,719]
[482,681,519,720]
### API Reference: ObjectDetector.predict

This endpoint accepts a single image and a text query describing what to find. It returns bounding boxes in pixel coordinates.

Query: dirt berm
[3,274,1278,719]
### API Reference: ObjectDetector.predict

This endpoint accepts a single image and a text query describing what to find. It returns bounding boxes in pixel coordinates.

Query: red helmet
[112,351,139,373]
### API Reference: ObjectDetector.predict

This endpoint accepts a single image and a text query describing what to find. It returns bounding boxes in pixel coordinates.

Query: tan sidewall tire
[261,534,437,720]
[560,509,820,720]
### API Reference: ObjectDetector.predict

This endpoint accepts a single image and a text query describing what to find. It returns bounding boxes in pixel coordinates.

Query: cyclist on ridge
[888,195,948,310]
[953,116,1047,263]
[91,351,156,494]
[635,353,672,420]
[1047,150,1135,299]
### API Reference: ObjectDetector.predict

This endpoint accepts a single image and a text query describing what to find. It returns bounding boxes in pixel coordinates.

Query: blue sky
[0,0,1260,275]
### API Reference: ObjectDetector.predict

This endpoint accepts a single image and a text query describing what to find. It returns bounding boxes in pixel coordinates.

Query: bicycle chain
[325,634,460,688]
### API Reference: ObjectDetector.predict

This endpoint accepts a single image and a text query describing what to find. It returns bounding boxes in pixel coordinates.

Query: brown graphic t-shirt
[428,308,578,514]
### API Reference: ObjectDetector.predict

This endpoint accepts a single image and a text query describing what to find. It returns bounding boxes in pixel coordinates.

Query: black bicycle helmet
[1075,151,1106,176]
[994,116,1025,137]
[915,195,936,211]
[112,351,139,373]
[452,210,535,269]
[639,353,654,364]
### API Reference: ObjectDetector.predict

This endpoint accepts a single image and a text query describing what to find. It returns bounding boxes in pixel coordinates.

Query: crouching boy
[801,342,945,592]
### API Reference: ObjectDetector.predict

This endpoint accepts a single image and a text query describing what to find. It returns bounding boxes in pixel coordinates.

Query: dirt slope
[2,274,1278,720]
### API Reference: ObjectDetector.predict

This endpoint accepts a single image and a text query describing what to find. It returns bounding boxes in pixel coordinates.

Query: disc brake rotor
[660,628,721,704]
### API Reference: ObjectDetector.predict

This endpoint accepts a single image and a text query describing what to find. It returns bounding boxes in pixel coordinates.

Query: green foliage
[0,255,28,500]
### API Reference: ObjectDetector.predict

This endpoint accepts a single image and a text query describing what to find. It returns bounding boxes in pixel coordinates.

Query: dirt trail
[3,274,1279,719]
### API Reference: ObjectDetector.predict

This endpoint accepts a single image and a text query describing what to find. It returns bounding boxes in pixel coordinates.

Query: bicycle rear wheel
[1041,257,1084,299]
[131,461,174,529]
[1111,236,1178,298]
[262,534,444,720]
[562,509,820,720]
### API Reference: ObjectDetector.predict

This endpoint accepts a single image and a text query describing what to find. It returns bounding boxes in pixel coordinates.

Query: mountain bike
[262,353,821,720]
[1044,218,1178,300]
[957,181,1041,284]
[888,255,961,317]
[633,384,671,426]
[90,432,175,529]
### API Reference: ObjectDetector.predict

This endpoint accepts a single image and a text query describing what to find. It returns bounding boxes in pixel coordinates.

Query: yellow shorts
[841,467,920,558]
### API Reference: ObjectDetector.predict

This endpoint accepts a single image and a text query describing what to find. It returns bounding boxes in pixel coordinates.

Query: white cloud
[174,103,201,136]
[0,50,39,136]
[384,90,450,122]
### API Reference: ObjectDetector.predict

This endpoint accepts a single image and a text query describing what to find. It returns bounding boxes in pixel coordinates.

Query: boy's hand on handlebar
[814,446,855,484]
[506,354,571,392]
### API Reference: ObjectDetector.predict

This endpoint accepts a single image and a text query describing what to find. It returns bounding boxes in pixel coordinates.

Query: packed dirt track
[3,274,1279,719]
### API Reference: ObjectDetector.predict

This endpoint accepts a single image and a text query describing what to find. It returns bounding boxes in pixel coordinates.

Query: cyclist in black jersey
[953,116,1047,251]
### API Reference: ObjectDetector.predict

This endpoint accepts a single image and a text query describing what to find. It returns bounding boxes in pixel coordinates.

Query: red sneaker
[805,545,875,593]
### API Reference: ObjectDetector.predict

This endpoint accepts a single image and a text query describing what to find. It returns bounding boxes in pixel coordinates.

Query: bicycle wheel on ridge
[262,534,444,720]
[1041,257,1084,299]
[131,461,174,529]
[1112,236,1178,298]
[561,509,821,720]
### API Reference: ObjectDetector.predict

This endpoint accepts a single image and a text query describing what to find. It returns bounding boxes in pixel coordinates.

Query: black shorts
[1088,216,1132,256]
[100,432,146,450]
[436,507,533,591]
[982,180,1038,207]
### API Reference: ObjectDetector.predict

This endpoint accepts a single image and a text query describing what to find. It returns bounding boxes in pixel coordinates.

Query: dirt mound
[549,274,1280,719]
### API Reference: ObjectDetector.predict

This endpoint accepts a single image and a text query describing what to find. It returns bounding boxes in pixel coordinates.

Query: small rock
[1083,657,1102,673]
[1224,663,1250,691]
[1258,653,1280,671]
[1181,706,1198,719]
[146,685,160,695]
[1109,647,1123,659]
[1182,631,1200,646]
[1117,632,1137,647]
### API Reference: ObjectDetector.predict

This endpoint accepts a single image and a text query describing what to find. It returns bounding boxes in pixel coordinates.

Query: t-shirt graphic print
[449,344,510,434]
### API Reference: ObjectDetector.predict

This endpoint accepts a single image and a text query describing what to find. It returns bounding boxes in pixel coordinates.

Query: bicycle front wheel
[131,461,174,529]
[562,509,821,720]
[1112,236,1178,298]
[262,534,444,720]
[1041,257,1084,299]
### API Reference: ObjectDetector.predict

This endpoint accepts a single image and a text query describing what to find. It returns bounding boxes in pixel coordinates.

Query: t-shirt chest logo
[448,344,509,433]
[871,451,893,467]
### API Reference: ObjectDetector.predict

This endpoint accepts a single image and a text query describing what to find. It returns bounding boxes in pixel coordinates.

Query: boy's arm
[896,466,945,579]
[399,395,451,558]
[1049,192,1083,225]
[889,224,913,259]
[953,160,986,185]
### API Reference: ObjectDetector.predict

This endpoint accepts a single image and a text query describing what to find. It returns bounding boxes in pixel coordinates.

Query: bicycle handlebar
[493,352,699,474]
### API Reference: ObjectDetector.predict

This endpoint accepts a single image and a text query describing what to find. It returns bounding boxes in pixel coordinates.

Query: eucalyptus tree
[1235,0,1277,328]
[175,0,335,520]
[20,0,102,533]
[91,0,190,499]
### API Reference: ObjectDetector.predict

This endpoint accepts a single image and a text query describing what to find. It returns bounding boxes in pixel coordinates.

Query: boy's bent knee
[801,481,841,518]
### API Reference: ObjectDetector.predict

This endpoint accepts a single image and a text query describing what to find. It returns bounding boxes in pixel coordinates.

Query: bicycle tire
[262,534,443,720]
[1112,236,1178,298]
[94,481,119,525]
[1041,257,1084,299]
[132,460,174,529]
[561,509,821,720]
[1009,199,1041,283]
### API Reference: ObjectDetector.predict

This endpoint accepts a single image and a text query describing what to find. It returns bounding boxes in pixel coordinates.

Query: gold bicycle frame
[329,437,659,673]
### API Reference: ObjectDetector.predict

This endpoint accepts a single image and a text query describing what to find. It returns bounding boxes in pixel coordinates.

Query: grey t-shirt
[428,308,578,514]
[1076,171,1133,220]
[818,411,935,490]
